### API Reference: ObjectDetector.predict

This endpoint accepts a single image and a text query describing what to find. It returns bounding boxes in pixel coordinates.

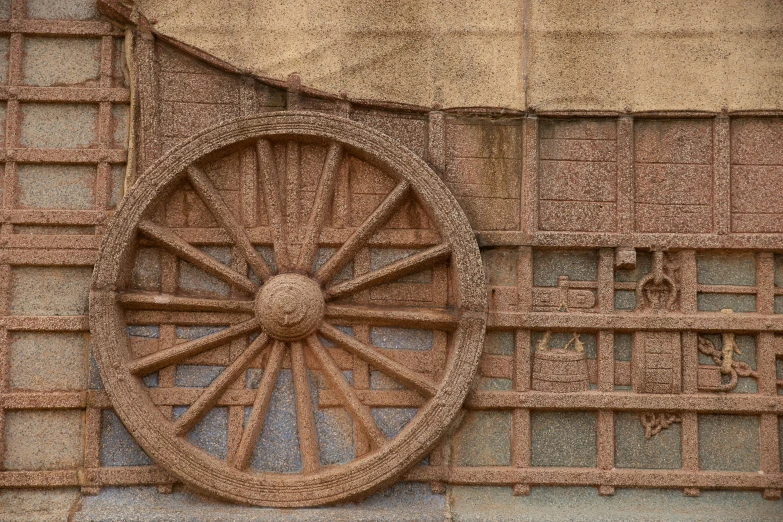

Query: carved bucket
[531,342,589,393]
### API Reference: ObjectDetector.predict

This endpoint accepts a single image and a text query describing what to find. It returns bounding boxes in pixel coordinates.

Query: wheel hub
[255,273,324,341]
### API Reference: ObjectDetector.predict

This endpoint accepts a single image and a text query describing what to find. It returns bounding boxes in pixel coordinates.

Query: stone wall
[0,1,782,520]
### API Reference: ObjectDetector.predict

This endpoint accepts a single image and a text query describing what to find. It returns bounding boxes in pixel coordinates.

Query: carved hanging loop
[90,112,487,507]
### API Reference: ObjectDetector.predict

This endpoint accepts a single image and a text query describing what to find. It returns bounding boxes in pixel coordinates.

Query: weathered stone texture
[4,410,83,470]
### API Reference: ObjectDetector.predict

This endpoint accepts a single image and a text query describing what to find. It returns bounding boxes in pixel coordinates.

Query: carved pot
[531,349,589,392]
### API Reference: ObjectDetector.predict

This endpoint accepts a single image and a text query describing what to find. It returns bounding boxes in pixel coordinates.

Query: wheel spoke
[127,318,261,376]
[291,341,320,473]
[325,243,451,300]
[187,166,273,282]
[256,139,291,271]
[317,323,437,397]
[138,220,258,295]
[231,340,286,470]
[296,142,343,271]
[305,334,386,449]
[324,304,459,331]
[120,292,254,313]
[315,181,410,284]
[173,333,271,436]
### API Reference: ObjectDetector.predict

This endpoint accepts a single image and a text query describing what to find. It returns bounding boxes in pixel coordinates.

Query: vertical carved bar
[286,73,301,110]
[0,324,8,469]
[82,406,103,495]
[597,331,614,393]
[240,147,258,228]
[427,111,446,175]
[757,252,774,316]
[2,28,22,234]
[285,142,300,232]
[598,248,614,314]
[681,412,700,497]
[616,115,634,233]
[521,116,538,234]
[682,332,699,394]
[596,410,615,496]
[239,77,258,116]
[713,114,731,235]
[94,35,115,230]
[135,29,160,175]
[512,243,532,494]
[679,250,698,315]
[760,413,782,500]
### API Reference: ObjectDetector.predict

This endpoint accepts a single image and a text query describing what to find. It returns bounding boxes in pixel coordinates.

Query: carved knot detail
[256,274,324,341]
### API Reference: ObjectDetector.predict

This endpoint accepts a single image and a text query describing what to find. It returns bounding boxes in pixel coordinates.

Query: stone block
[614,412,681,469]
[540,159,617,202]
[614,334,632,362]
[697,252,756,286]
[20,103,97,149]
[0,488,80,522]
[482,248,517,287]
[100,410,153,467]
[109,164,125,208]
[75,482,445,522]
[159,100,240,140]
[450,486,783,522]
[9,331,88,390]
[780,417,783,469]
[0,0,8,19]
[0,37,9,83]
[532,249,598,286]
[452,411,511,466]
[477,377,512,391]
[696,293,756,313]
[485,331,514,356]
[614,290,635,310]
[159,71,239,105]
[370,326,433,351]
[353,110,427,158]
[17,164,95,209]
[635,119,713,165]
[531,411,596,467]
[538,120,617,230]
[447,119,523,160]
[699,414,760,471]
[27,0,98,20]
[10,266,91,316]
[539,200,617,232]
[15,225,94,235]
[113,103,129,147]
[633,119,714,233]
[4,410,83,470]
[22,37,100,86]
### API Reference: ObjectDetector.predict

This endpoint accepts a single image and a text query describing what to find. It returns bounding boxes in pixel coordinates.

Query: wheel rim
[90,111,486,507]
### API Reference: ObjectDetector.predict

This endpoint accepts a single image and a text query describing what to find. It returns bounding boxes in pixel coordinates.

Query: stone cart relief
[38,4,777,507]
[90,112,486,506]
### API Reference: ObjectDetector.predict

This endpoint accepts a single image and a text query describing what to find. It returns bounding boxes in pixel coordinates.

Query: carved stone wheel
[91,112,486,507]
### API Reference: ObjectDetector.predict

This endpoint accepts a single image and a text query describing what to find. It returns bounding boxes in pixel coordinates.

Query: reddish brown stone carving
[90,112,487,506]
